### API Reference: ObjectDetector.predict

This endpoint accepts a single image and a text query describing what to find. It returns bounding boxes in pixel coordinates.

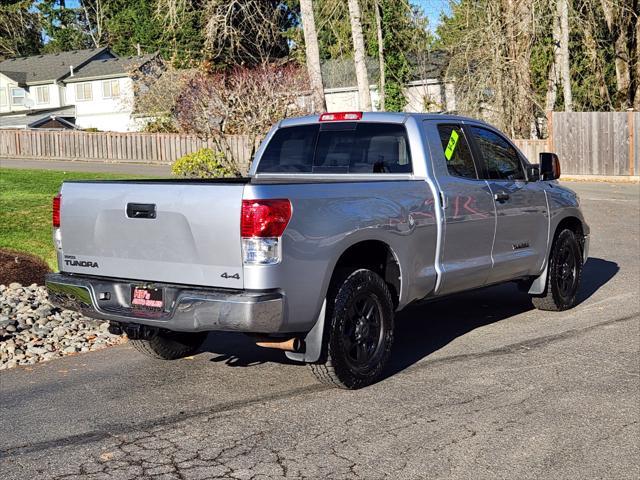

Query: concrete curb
[560,175,640,184]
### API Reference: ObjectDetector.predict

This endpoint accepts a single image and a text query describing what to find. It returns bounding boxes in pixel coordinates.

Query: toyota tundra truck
[46,112,589,389]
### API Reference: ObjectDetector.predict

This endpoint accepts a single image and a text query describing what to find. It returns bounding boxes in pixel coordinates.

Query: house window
[0,87,6,107]
[35,85,50,104]
[11,88,25,105]
[75,83,93,101]
[102,79,120,99]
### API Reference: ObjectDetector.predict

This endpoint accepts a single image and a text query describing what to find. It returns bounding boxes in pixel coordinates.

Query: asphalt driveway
[0,182,638,480]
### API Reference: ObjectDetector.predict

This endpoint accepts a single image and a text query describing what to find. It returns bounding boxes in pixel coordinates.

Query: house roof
[0,48,114,85]
[63,54,158,83]
[321,50,449,89]
[0,105,76,129]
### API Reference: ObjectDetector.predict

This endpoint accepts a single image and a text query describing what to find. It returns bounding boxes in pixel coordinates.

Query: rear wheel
[309,269,394,389]
[531,228,583,311]
[131,330,207,360]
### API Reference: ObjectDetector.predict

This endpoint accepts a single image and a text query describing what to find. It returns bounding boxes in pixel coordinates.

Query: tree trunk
[558,0,573,111]
[614,22,631,109]
[300,0,327,112]
[545,4,560,112]
[347,0,372,110]
[374,0,385,111]
[635,2,639,110]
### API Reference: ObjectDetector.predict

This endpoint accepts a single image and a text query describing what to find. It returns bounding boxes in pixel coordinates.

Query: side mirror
[539,152,561,181]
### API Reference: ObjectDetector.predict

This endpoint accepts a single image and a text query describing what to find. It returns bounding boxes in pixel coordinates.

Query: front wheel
[531,228,583,311]
[130,330,207,360]
[309,269,394,389]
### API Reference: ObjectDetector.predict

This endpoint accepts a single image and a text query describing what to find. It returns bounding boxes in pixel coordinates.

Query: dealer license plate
[131,286,164,311]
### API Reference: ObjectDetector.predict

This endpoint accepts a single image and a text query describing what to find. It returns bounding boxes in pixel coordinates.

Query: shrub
[171,148,239,178]
[143,116,179,133]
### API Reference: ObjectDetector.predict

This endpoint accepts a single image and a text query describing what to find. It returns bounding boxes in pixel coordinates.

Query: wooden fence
[0,130,260,172]
[0,112,638,176]
[512,138,548,166]
[548,111,638,176]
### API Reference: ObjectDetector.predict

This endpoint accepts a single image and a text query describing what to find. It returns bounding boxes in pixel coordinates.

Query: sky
[411,0,451,31]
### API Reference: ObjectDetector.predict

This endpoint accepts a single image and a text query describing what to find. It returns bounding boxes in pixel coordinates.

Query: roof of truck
[278,111,490,129]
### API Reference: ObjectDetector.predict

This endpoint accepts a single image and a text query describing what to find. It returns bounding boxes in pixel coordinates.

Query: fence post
[546,110,554,152]
[629,110,635,176]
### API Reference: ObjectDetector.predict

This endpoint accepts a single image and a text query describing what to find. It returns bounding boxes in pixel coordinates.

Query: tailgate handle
[126,203,156,219]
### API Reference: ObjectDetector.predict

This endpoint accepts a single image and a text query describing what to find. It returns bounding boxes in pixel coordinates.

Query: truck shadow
[384,256,618,379]
[200,257,618,376]
[576,257,619,303]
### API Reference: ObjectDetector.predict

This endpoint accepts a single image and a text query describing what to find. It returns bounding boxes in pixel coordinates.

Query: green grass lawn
[0,168,143,270]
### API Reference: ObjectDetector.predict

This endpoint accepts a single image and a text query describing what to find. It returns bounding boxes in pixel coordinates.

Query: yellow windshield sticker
[444,129,459,161]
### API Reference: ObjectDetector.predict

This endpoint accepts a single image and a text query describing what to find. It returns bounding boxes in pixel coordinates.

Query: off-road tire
[309,269,394,389]
[531,228,583,311]
[131,330,208,360]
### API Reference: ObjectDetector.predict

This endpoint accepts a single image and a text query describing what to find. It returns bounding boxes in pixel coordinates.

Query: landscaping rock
[0,283,126,370]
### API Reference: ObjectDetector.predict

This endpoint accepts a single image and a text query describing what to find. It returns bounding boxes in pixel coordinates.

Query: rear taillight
[319,111,362,121]
[241,199,291,238]
[241,199,291,265]
[53,194,61,228]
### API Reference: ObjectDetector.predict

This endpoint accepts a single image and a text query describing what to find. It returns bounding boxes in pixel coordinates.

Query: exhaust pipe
[255,337,304,352]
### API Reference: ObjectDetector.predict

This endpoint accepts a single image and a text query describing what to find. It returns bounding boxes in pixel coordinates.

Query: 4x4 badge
[220,272,240,280]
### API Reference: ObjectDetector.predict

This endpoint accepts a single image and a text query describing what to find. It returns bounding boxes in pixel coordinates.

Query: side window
[470,127,524,180]
[437,124,477,179]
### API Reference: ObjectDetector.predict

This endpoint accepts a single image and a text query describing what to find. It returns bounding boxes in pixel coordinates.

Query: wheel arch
[330,239,402,309]
[529,214,587,295]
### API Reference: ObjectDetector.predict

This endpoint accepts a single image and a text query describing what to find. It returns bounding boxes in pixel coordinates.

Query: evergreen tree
[39,0,92,52]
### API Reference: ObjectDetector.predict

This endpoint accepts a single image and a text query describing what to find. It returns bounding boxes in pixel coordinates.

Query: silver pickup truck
[46,112,589,389]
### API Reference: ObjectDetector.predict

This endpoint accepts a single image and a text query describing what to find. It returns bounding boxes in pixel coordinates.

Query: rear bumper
[45,273,284,333]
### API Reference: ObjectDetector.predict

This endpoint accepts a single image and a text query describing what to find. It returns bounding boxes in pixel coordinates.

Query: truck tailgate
[58,181,245,289]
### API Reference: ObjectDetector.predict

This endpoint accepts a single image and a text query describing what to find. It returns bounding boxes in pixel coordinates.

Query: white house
[0,48,158,131]
[321,52,456,113]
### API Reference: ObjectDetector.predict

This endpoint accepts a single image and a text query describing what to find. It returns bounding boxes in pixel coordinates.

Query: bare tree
[558,0,573,111]
[203,0,289,65]
[601,0,634,108]
[174,64,313,169]
[545,4,560,112]
[0,1,41,59]
[578,1,612,108]
[347,0,372,110]
[374,0,385,111]
[81,0,106,48]
[635,4,640,110]
[300,0,327,112]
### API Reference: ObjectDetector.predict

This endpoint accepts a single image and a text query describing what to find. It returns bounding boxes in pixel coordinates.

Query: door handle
[494,192,510,202]
[126,203,156,219]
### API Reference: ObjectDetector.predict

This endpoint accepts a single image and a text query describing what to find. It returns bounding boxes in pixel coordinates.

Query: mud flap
[528,263,548,295]
[285,300,326,363]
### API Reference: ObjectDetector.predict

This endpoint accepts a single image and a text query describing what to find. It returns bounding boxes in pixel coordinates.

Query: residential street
[0,182,638,480]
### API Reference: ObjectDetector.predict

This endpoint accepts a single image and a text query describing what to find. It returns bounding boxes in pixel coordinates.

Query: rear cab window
[257,122,412,174]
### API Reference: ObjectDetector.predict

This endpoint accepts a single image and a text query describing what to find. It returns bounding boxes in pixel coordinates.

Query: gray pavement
[0,182,639,480]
